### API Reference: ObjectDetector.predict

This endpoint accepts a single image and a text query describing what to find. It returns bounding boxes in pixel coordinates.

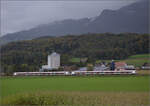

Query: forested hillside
[1,33,149,74]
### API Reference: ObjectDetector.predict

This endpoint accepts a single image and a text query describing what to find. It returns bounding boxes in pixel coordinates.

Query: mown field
[0,76,150,105]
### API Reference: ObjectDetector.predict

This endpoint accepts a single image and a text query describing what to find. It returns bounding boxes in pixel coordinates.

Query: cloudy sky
[1,0,139,37]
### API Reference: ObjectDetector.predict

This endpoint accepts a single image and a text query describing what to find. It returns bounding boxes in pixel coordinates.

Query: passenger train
[13,70,136,76]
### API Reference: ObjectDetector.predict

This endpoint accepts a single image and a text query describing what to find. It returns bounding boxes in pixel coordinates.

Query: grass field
[0,76,150,105]
[1,76,149,97]
[123,54,150,67]
[70,58,80,63]
[95,54,150,67]
[128,54,149,59]
[1,91,149,106]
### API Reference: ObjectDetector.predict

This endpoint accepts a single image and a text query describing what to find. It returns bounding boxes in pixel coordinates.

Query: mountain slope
[0,0,148,45]
[88,0,148,33]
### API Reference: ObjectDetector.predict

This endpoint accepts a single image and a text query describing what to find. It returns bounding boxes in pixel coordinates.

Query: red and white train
[13,70,136,76]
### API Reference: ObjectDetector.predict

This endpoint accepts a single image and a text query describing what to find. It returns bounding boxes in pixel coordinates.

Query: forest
[0,33,149,75]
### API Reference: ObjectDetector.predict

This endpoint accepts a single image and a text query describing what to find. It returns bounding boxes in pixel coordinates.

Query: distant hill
[0,0,148,45]
[1,33,149,63]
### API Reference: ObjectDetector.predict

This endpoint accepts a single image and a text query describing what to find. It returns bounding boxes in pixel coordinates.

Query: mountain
[87,0,148,33]
[0,0,148,45]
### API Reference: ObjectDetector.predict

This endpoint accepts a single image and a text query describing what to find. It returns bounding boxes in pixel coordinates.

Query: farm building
[115,62,135,70]
[42,52,60,70]
[115,62,127,70]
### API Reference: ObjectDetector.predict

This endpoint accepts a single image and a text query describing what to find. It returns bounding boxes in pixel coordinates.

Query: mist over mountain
[0,0,148,45]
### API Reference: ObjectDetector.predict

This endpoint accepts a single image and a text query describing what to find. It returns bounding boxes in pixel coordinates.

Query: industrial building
[42,52,60,70]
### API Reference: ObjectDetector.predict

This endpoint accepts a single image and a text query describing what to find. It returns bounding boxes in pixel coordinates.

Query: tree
[20,64,29,72]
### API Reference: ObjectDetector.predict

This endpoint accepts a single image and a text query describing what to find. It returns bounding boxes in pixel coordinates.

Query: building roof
[50,52,60,56]
[115,62,127,67]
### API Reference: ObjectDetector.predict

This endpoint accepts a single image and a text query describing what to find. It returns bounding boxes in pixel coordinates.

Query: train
[13,70,136,76]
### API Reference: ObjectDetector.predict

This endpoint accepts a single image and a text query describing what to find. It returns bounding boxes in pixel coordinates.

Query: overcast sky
[1,0,139,37]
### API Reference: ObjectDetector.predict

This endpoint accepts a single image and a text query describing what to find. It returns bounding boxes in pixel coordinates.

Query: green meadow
[94,54,149,67]
[123,54,150,67]
[1,76,149,97]
[128,54,149,59]
[0,76,150,105]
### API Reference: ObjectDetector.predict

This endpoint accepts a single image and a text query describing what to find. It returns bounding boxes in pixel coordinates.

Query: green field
[70,58,81,63]
[123,54,150,67]
[95,54,150,67]
[0,76,150,105]
[128,54,149,59]
[1,76,149,97]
